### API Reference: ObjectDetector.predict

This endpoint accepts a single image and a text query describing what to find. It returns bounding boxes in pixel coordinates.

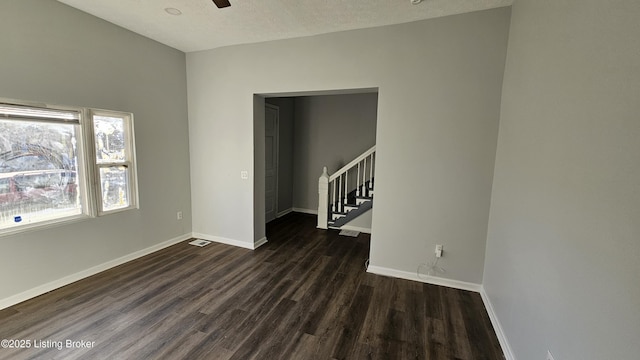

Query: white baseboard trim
[276,208,293,218]
[192,232,256,250]
[366,265,482,293]
[254,237,268,249]
[292,207,318,215]
[340,225,371,234]
[480,287,516,360]
[0,233,192,311]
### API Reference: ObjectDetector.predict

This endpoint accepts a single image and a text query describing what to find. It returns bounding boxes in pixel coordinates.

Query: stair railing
[317,146,376,229]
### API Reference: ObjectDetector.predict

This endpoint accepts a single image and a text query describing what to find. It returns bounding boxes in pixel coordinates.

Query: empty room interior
[0,0,638,359]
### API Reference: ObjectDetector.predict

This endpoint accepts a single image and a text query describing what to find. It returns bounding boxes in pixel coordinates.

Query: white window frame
[0,98,138,236]
[87,109,139,216]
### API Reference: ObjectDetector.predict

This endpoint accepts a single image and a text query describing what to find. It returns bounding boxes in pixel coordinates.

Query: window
[90,110,138,214]
[0,100,138,234]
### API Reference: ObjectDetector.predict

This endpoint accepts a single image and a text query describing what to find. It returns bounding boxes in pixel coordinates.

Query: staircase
[317,146,375,230]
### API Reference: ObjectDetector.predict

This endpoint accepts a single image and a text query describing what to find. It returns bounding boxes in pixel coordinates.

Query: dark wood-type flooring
[0,213,504,360]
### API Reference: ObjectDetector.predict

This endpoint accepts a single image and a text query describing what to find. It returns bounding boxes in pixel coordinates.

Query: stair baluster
[338,175,342,213]
[363,157,367,194]
[332,176,336,213]
[356,163,361,197]
[344,170,348,207]
[369,153,374,193]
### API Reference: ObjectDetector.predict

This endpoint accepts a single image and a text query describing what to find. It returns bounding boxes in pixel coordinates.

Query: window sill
[0,213,92,238]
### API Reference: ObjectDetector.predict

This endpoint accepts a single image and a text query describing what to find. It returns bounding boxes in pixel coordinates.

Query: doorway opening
[254,88,379,245]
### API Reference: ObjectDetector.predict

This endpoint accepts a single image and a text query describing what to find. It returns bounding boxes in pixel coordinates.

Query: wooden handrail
[329,146,376,181]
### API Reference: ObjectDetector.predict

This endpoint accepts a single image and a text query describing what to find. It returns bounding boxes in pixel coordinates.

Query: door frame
[265,103,279,223]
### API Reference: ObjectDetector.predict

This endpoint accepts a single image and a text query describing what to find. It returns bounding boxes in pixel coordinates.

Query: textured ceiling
[57,0,513,53]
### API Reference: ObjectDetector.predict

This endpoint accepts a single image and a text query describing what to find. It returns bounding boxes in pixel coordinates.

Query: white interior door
[265,104,279,223]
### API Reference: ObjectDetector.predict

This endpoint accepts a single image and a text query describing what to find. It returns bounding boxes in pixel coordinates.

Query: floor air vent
[189,239,212,247]
[339,229,360,237]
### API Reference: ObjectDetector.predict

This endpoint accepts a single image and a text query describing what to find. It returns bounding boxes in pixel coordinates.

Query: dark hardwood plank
[332,284,374,359]
[0,213,504,360]
[375,308,406,360]
[357,276,396,348]
[403,290,427,360]
[441,287,474,360]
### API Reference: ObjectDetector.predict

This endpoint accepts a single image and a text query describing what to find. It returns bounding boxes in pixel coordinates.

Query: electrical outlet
[177,211,183,220]
[546,350,555,360]
[435,244,443,258]
[240,170,249,179]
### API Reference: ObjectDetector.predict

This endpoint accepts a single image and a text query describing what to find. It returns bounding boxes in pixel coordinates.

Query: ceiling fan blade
[212,0,231,8]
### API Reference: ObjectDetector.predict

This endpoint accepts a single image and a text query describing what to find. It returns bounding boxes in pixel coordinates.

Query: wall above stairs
[292,93,378,211]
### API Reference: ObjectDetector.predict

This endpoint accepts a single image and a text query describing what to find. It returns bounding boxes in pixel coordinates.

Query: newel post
[317,166,329,229]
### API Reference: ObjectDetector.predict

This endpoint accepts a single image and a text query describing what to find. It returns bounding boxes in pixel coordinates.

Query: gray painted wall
[292,93,378,212]
[0,0,191,301]
[343,208,373,233]
[265,97,295,215]
[484,0,640,359]
[187,8,510,284]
